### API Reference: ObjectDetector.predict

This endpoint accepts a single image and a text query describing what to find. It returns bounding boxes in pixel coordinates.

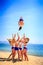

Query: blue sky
[0,0,43,44]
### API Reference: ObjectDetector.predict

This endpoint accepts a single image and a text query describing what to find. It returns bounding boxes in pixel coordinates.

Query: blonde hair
[25,38,30,43]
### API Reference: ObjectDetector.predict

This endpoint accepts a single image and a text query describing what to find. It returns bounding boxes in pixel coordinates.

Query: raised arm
[21,33,25,40]
[17,33,20,41]
[7,39,12,45]
[12,34,16,40]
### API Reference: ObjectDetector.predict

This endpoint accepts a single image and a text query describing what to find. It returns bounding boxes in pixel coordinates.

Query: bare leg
[18,50,23,60]
[21,50,23,60]
[24,53,28,61]
[8,53,12,59]
[12,49,16,60]
[12,51,16,61]
[18,50,20,60]
[25,54,28,61]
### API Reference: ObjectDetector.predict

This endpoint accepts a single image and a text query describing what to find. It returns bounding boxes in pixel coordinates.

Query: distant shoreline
[0,43,43,56]
[0,50,43,57]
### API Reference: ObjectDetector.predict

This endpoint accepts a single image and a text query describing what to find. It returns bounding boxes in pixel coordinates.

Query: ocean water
[0,42,11,52]
[0,41,43,56]
[27,44,43,56]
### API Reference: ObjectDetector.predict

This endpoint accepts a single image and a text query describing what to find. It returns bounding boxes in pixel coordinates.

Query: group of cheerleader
[7,33,29,61]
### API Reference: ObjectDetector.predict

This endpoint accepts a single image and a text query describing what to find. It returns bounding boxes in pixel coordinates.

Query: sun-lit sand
[0,51,43,65]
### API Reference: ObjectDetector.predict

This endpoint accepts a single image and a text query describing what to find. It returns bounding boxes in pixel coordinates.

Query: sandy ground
[0,51,43,65]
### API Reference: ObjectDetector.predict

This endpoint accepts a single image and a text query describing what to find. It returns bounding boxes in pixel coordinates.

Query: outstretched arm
[12,34,16,40]
[7,39,13,46]
[7,38,10,42]
[17,33,20,41]
[20,34,25,43]
[22,33,25,40]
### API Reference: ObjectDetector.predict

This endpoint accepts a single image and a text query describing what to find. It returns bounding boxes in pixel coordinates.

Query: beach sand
[0,51,43,65]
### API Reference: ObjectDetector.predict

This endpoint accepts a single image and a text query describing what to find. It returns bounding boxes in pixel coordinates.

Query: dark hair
[19,18,24,21]
[19,27,22,30]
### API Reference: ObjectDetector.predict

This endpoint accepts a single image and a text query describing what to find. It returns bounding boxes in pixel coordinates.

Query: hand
[12,34,16,39]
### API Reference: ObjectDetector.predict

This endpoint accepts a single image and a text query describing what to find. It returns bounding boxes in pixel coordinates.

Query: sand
[0,51,43,65]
